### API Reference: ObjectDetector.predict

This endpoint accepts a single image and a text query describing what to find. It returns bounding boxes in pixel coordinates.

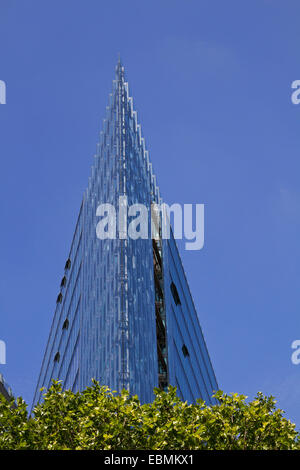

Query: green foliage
[0,381,298,450]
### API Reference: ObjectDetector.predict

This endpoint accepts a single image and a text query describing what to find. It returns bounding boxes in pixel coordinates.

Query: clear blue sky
[1,0,300,426]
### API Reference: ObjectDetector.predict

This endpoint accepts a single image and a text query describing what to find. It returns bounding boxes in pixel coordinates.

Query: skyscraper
[32,61,218,407]
[0,373,14,403]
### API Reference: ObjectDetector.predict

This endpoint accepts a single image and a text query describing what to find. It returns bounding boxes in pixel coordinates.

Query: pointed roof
[115,55,124,82]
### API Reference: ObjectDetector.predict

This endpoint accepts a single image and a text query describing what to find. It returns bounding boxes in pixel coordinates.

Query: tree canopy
[0,380,298,450]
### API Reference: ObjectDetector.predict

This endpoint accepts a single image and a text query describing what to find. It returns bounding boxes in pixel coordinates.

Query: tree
[0,380,298,450]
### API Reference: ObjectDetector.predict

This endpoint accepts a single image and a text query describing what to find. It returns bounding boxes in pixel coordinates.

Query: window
[54,352,60,363]
[60,276,67,288]
[170,282,181,306]
[56,293,63,304]
[182,344,189,358]
[65,258,71,270]
[62,318,69,330]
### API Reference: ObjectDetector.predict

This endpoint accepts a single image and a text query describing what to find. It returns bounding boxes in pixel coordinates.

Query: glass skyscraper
[32,61,218,407]
[0,373,14,402]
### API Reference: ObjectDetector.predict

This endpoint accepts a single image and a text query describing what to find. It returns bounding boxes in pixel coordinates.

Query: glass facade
[0,373,14,401]
[32,61,218,407]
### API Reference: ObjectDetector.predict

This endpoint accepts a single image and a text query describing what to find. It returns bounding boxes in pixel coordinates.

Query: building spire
[115,54,124,82]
